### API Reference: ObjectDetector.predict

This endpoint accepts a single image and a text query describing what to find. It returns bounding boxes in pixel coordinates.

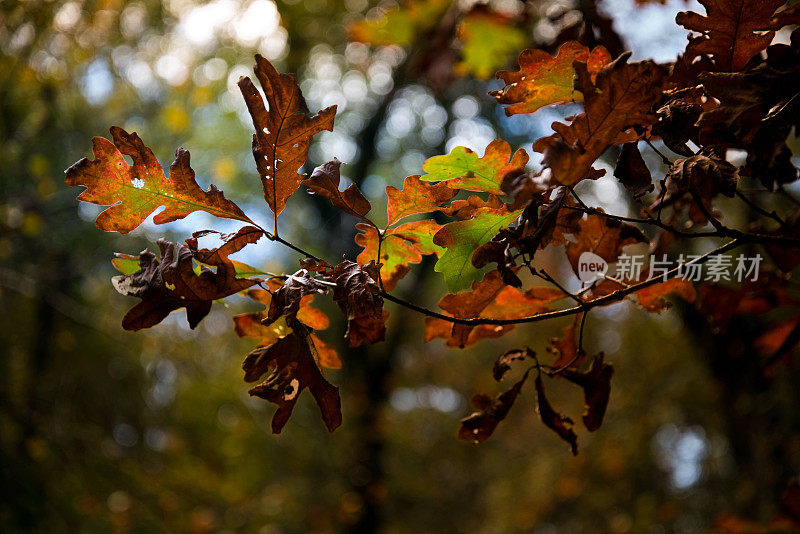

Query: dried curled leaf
[458,370,530,443]
[532,54,665,186]
[386,175,456,225]
[558,353,614,431]
[304,159,371,220]
[493,347,535,381]
[112,226,262,331]
[564,212,648,278]
[65,127,251,234]
[535,375,578,455]
[329,260,388,347]
[238,54,336,218]
[491,41,612,116]
[244,332,341,433]
[265,272,329,329]
[422,139,529,195]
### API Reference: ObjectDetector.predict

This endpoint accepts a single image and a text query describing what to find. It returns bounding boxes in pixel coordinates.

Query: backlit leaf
[238,54,336,221]
[433,207,523,291]
[422,139,528,195]
[65,127,251,234]
[491,41,612,116]
[386,175,456,225]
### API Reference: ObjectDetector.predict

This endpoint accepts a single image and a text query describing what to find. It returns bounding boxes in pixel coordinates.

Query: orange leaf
[238,54,336,219]
[386,175,456,225]
[422,139,529,194]
[532,54,665,186]
[491,41,612,116]
[635,278,696,312]
[65,127,251,234]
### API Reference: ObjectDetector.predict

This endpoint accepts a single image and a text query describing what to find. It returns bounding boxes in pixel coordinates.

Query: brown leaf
[244,332,341,433]
[329,260,388,347]
[426,271,564,347]
[113,227,262,331]
[458,371,530,443]
[558,353,614,431]
[664,154,739,202]
[304,159,371,220]
[547,316,585,370]
[386,175,456,225]
[564,213,648,277]
[238,54,336,218]
[614,143,654,199]
[532,54,665,186]
[265,271,329,330]
[676,0,789,72]
[65,127,251,234]
[493,347,535,381]
[535,375,578,455]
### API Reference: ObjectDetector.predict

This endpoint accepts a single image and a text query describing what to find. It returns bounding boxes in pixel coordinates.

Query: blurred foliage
[2,0,800,533]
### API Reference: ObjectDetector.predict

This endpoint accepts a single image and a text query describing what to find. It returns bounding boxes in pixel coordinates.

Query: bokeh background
[2,0,800,532]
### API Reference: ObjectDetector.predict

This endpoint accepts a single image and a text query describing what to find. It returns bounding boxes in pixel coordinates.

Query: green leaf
[421,140,528,195]
[432,207,523,292]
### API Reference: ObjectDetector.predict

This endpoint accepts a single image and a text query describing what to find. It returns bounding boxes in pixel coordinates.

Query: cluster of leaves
[65,0,800,460]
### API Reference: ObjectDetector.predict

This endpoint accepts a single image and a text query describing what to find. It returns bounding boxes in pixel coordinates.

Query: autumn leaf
[676,0,791,72]
[535,374,578,455]
[532,54,665,186]
[458,371,530,443]
[386,175,456,225]
[65,127,252,234]
[564,213,647,277]
[238,54,336,223]
[433,207,523,292]
[455,8,526,79]
[263,272,330,330]
[113,226,262,331]
[558,353,613,432]
[422,139,529,195]
[244,332,341,433]
[304,159,371,220]
[491,41,612,116]
[635,278,697,312]
[614,143,654,199]
[439,194,506,220]
[329,260,388,347]
[348,0,450,46]
[546,316,585,370]
[426,270,563,347]
[355,220,443,291]
[493,347,535,381]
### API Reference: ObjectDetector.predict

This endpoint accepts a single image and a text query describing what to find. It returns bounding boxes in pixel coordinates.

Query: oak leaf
[558,353,613,431]
[112,226,262,331]
[635,278,697,312]
[304,159,371,220]
[676,0,790,72]
[355,220,444,291]
[65,127,251,234]
[458,371,530,443]
[433,207,524,291]
[264,272,330,330]
[532,54,665,186]
[564,213,648,277]
[614,143,654,199]
[238,54,336,220]
[244,332,341,433]
[329,260,388,347]
[386,175,456,225]
[535,374,578,455]
[491,41,612,116]
[422,139,529,195]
